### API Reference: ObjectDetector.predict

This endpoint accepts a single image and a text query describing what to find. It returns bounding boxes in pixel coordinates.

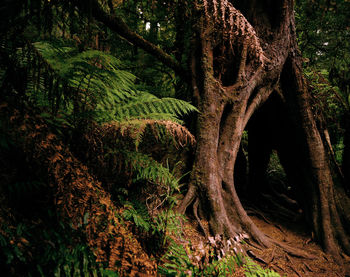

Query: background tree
[296,0,350,188]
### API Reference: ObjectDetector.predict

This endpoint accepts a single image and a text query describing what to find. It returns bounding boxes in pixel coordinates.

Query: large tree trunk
[179,0,293,245]
[179,0,350,260]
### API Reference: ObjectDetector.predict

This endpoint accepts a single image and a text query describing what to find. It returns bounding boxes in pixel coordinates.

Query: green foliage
[0,213,117,277]
[158,241,194,276]
[33,41,137,115]
[296,0,350,166]
[1,36,197,130]
[32,40,197,124]
[267,151,288,189]
[122,201,185,242]
[113,0,189,99]
[123,151,181,193]
[296,0,350,71]
[47,242,117,277]
[32,39,195,274]
[304,67,346,154]
[120,156,186,247]
[158,240,281,277]
[152,210,185,243]
[123,201,152,232]
[115,93,197,124]
[244,259,281,277]
[2,1,189,276]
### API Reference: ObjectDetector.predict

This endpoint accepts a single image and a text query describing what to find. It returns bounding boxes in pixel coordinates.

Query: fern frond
[120,150,180,191]
[122,201,151,231]
[33,41,198,124]
[114,95,198,122]
[103,119,196,148]
[2,37,197,129]
[34,41,137,100]
[158,240,193,276]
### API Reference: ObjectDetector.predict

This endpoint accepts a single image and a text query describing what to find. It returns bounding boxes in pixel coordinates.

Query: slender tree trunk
[343,118,350,188]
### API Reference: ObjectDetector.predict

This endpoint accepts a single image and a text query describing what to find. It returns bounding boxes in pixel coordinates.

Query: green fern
[34,42,136,96]
[244,258,282,277]
[158,240,194,276]
[153,210,185,238]
[122,201,151,232]
[114,93,198,124]
[2,37,197,144]
[33,40,198,124]
[122,151,181,193]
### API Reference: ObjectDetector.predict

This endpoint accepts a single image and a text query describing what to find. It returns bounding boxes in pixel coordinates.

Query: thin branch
[237,42,248,84]
[322,128,345,180]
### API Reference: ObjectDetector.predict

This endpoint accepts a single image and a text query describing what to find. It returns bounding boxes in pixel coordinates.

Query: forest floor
[248,214,349,276]
[178,199,350,277]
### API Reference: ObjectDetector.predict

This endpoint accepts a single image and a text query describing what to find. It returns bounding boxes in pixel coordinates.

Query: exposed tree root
[193,197,208,238]
[247,250,268,265]
[178,190,348,276]
[288,264,303,277]
[264,238,316,260]
[303,262,312,272]
[180,187,318,264]
[246,208,272,225]
[177,182,197,214]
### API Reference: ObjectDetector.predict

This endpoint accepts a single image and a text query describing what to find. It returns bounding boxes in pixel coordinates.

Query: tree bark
[179,0,292,247]
[280,55,350,259]
[178,0,350,260]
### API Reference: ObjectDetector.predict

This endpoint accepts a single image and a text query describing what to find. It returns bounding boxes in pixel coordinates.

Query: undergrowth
[0,33,281,277]
[158,240,282,276]
[0,205,118,277]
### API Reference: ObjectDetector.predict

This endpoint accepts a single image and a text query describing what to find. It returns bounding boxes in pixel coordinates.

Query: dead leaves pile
[0,103,157,276]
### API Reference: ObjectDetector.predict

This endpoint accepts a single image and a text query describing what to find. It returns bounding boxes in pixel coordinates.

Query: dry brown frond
[203,0,265,65]
[0,104,157,276]
[102,119,196,148]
